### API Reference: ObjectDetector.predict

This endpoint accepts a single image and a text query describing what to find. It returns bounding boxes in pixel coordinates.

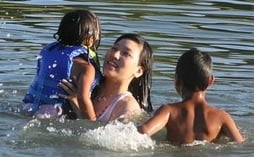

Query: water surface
[0,0,254,156]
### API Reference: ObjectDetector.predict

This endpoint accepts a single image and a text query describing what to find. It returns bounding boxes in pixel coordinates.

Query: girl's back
[23,42,88,115]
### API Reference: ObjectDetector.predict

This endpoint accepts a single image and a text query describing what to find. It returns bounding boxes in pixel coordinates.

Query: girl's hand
[58,78,79,110]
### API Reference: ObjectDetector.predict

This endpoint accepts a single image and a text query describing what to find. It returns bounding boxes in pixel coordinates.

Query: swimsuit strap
[97,91,132,122]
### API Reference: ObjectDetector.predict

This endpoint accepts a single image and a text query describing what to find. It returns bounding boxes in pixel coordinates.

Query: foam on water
[80,120,155,152]
[181,140,208,147]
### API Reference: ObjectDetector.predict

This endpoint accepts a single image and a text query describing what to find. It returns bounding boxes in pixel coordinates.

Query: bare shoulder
[153,103,177,115]
[72,57,95,79]
[207,104,245,143]
[110,94,141,121]
[111,94,141,115]
[73,57,89,63]
[206,104,232,121]
[216,108,233,122]
[75,57,95,68]
[119,94,141,111]
[207,104,226,114]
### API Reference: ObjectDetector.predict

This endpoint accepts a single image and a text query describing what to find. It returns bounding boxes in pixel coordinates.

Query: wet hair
[114,33,154,112]
[53,9,101,50]
[175,48,212,92]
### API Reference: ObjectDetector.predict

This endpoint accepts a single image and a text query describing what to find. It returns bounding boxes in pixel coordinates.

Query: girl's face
[103,38,143,82]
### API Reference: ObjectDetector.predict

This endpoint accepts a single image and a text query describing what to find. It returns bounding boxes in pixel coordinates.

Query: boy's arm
[221,110,245,143]
[138,105,170,136]
[73,58,97,121]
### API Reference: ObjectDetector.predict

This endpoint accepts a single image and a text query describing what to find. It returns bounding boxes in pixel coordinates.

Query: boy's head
[54,9,101,50]
[175,48,214,95]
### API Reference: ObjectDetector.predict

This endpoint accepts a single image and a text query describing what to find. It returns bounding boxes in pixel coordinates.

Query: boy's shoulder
[156,102,180,113]
[205,103,226,113]
[203,103,231,122]
[161,101,227,115]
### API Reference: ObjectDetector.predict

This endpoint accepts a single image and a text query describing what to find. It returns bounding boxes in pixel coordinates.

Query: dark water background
[0,0,253,156]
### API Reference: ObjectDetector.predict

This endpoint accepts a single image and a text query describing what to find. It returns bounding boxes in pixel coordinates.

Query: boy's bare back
[138,48,244,144]
[139,92,244,144]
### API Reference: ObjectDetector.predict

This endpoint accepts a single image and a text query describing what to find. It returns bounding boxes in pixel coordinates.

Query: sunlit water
[0,0,254,156]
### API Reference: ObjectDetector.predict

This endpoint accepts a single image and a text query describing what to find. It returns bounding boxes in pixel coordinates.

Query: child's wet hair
[53,9,101,50]
[175,48,212,92]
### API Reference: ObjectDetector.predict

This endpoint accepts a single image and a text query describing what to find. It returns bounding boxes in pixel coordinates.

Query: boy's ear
[134,66,144,78]
[208,75,215,87]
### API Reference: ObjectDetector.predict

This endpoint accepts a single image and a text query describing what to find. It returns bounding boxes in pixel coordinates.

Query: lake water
[0,0,254,156]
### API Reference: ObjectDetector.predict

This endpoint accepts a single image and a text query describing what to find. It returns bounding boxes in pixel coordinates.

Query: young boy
[138,48,244,145]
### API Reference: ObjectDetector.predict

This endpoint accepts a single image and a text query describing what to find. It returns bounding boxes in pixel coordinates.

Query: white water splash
[181,140,208,147]
[36,55,42,60]
[23,119,41,131]
[80,121,155,152]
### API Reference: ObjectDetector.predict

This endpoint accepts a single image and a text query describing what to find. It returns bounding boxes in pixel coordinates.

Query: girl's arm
[71,58,97,121]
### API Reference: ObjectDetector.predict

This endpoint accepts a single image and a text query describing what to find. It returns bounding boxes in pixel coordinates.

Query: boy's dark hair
[175,48,212,92]
[53,9,101,50]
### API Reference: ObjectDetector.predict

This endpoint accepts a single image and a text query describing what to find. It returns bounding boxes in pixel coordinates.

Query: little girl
[22,9,102,119]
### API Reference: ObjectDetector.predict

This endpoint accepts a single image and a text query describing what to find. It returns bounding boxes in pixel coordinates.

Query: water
[0,0,254,156]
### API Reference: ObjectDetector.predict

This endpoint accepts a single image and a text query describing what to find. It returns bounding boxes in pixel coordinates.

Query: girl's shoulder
[113,92,142,122]
[117,92,141,112]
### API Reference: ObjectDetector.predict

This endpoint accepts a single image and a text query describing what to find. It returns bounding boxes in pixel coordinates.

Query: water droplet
[36,55,42,60]
[50,94,58,99]
[12,90,17,94]
[49,74,54,78]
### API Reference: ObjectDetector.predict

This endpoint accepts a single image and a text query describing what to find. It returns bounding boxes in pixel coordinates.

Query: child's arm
[220,110,245,143]
[138,105,170,136]
[72,58,97,121]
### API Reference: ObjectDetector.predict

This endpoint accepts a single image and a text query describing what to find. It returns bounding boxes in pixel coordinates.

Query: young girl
[22,9,102,119]
[59,33,154,122]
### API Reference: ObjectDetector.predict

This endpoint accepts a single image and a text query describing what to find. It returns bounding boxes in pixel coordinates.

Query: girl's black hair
[53,9,101,50]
